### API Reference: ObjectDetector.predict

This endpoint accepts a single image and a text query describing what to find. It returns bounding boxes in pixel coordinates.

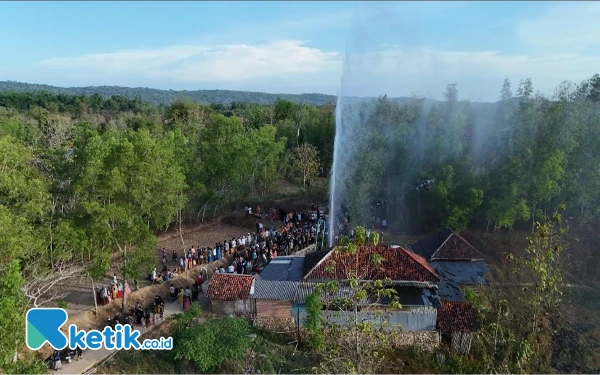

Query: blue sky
[1,1,599,101]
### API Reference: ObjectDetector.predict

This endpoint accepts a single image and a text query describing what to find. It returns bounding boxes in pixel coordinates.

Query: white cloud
[33,1,600,102]
[518,2,600,51]
[39,41,341,83]
[37,41,600,101]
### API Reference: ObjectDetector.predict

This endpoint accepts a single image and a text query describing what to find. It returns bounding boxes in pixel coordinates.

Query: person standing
[53,350,61,371]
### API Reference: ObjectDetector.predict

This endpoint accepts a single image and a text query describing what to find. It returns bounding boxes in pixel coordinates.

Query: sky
[1,1,599,101]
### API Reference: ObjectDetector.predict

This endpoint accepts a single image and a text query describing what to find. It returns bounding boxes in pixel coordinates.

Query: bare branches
[21,259,87,308]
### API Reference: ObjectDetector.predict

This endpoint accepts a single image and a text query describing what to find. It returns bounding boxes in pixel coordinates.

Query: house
[407,230,488,301]
[297,246,443,332]
[207,273,255,316]
[251,256,306,326]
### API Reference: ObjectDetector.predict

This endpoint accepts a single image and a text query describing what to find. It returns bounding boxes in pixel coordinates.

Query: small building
[437,300,481,353]
[251,256,306,328]
[251,279,299,320]
[300,245,442,332]
[207,273,255,316]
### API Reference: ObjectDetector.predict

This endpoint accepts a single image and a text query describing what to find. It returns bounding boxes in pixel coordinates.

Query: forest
[0,80,337,106]
[1,73,600,373]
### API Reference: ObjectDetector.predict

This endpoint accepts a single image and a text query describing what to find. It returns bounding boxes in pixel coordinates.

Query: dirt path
[40,246,233,367]
[62,299,186,375]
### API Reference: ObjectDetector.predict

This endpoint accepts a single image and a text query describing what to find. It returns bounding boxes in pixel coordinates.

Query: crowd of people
[94,274,132,306]
[90,206,326,346]
[213,205,326,275]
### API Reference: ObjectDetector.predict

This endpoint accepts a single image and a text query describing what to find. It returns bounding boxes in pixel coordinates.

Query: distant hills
[0,81,502,112]
[0,81,338,106]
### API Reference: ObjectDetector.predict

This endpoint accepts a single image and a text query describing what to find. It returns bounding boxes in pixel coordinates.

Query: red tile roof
[304,246,439,283]
[431,232,484,261]
[437,300,480,333]
[207,273,254,301]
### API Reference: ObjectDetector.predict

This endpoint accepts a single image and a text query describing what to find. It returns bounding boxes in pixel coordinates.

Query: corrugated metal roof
[259,256,305,281]
[431,261,488,285]
[252,280,299,300]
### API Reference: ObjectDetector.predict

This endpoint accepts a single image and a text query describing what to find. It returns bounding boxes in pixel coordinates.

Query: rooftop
[252,280,300,301]
[207,273,254,301]
[407,229,453,260]
[408,230,484,261]
[437,300,481,333]
[436,280,466,302]
[431,261,488,285]
[259,256,305,281]
[304,246,439,283]
[302,249,331,277]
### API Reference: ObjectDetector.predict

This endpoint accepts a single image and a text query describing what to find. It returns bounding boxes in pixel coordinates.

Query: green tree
[75,129,186,311]
[196,114,253,219]
[519,208,568,333]
[173,317,251,372]
[248,125,286,194]
[291,143,321,189]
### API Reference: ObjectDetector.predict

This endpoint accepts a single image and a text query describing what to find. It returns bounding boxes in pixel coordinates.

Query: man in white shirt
[227,264,235,273]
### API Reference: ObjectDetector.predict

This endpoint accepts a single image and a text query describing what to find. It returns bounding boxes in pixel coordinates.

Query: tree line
[0,80,337,106]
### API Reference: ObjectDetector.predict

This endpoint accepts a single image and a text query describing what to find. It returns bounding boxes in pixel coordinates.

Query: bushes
[173,316,251,373]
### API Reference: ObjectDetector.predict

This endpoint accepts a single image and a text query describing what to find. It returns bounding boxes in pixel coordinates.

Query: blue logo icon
[26,307,173,351]
[26,308,68,350]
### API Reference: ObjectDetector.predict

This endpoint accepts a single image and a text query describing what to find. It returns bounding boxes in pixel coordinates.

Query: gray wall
[211,299,254,316]
[297,306,437,331]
